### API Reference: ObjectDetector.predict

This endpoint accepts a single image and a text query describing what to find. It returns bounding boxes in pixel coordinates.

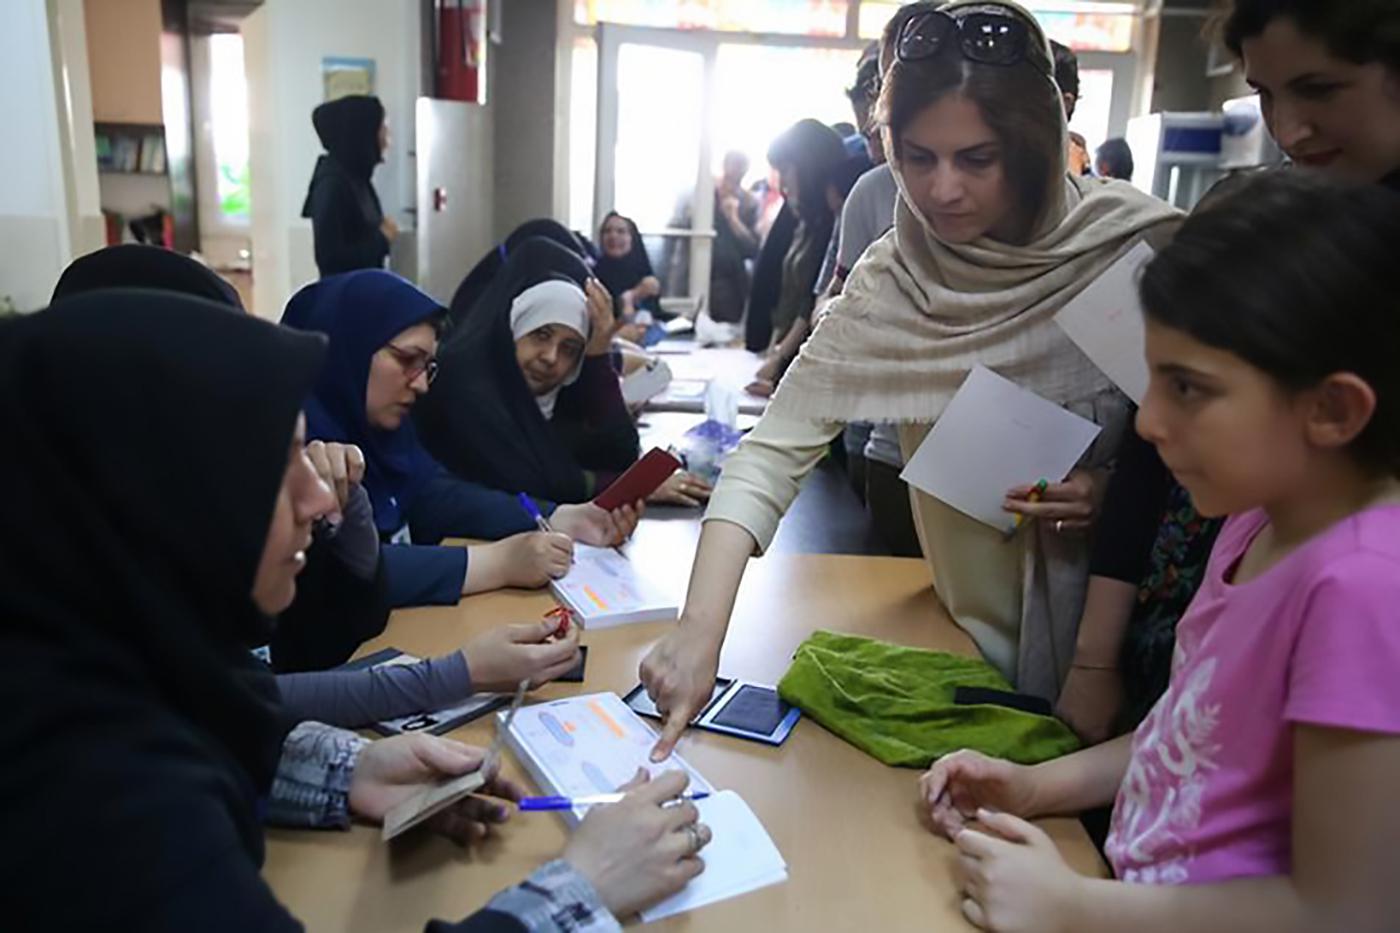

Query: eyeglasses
[384,343,439,385]
[896,10,1044,74]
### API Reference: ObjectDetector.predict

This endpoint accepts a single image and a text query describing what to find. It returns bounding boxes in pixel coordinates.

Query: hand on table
[639,626,722,761]
[953,810,1081,933]
[919,749,1039,840]
[648,471,712,508]
[304,440,366,521]
[462,619,582,692]
[501,531,575,587]
[745,356,783,398]
[1002,469,1099,534]
[349,734,525,845]
[551,501,644,547]
[1054,665,1124,746]
[563,769,711,918]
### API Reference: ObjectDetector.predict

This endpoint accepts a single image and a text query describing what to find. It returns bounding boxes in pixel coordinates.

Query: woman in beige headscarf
[641,0,1180,759]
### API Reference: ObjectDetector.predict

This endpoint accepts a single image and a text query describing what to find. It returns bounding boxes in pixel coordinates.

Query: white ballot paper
[550,545,679,628]
[1054,240,1155,404]
[900,365,1102,534]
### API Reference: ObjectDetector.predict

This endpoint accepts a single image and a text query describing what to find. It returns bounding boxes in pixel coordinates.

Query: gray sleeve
[275,651,474,729]
[479,860,620,933]
[264,721,367,829]
[321,484,379,581]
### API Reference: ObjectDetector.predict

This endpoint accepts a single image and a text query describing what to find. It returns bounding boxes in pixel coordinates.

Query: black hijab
[417,237,595,503]
[53,243,244,308]
[0,290,325,925]
[449,218,592,325]
[311,94,385,180]
[594,211,658,311]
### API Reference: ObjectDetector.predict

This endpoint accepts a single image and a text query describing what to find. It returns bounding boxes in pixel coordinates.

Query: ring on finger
[684,824,702,854]
[1054,519,1065,534]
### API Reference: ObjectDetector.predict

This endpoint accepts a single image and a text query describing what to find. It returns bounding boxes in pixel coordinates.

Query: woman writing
[283,270,640,609]
[641,0,1180,758]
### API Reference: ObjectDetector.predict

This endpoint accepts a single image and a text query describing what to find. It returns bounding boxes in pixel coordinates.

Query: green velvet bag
[777,630,1080,768]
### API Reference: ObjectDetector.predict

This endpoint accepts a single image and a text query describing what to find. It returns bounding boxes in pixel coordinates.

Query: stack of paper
[640,790,789,922]
[900,365,1102,534]
[550,545,678,628]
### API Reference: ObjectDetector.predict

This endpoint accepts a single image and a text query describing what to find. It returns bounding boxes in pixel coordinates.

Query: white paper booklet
[1054,241,1155,404]
[900,365,1102,534]
[550,544,678,628]
[499,693,787,919]
[639,790,789,923]
[500,692,714,826]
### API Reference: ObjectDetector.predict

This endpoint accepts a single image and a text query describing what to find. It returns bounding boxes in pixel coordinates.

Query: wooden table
[263,548,1105,932]
[644,347,770,416]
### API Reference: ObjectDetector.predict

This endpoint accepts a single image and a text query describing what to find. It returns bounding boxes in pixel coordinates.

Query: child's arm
[956,725,1400,933]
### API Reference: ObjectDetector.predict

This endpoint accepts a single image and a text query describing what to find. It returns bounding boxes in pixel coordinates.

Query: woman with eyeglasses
[641,0,1179,757]
[420,237,710,508]
[282,270,641,614]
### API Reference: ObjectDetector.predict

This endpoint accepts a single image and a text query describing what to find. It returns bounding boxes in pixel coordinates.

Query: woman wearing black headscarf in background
[302,94,395,278]
[419,237,642,504]
[0,290,711,930]
[595,212,661,319]
[448,218,593,325]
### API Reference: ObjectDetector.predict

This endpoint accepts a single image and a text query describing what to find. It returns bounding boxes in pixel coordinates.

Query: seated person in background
[1095,137,1135,181]
[302,94,396,278]
[449,218,593,325]
[595,211,662,342]
[283,269,639,609]
[421,238,707,507]
[920,171,1400,933]
[0,290,710,930]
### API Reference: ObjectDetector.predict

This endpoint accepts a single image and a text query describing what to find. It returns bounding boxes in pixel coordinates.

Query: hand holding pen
[1002,469,1099,536]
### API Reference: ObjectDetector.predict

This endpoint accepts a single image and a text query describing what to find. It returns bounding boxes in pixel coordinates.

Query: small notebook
[549,545,678,628]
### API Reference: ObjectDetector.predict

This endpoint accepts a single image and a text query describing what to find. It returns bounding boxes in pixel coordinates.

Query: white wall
[49,0,105,261]
[244,0,421,319]
[0,0,74,311]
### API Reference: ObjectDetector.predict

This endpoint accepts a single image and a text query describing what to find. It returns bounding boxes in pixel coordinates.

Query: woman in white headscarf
[417,237,643,503]
[640,0,1181,759]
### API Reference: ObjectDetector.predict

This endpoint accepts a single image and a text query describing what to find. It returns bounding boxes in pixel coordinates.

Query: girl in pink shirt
[919,172,1400,932]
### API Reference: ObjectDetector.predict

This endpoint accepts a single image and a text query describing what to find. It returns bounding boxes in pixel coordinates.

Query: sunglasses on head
[896,9,1044,74]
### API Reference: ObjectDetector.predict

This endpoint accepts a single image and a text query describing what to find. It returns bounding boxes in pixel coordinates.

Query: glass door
[595,25,715,309]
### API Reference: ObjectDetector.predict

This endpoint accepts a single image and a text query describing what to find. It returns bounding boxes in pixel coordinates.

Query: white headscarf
[509,279,591,419]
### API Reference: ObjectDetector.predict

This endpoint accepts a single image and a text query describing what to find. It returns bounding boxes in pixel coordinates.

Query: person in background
[1051,40,1092,175]
[1225,0,1400,189]
[421,238,707,508]
[284,270,639,609]
[302,95,396,278]
[595,211,662,343]
[0,290,711,930]
[1054,0,1400,746]
[449,218,593,325]
[642,0,1181,760]
[921,171,1400,933]
[762,119,849,351]
[709,150,761,323]
[1096,137,1135,181]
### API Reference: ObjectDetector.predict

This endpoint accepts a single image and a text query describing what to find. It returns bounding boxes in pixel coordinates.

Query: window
[208,34,250,218]
[858,1,1136,52]
[575,0,850,38]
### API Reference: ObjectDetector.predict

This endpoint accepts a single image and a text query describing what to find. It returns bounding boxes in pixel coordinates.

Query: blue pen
[519,791,710,812]
[517,492,554,534]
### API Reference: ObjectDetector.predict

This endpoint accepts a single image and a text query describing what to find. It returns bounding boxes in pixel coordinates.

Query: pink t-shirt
[1105,504,1400,884]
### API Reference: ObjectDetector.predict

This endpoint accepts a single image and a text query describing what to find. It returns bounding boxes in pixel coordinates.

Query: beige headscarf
[770,0,1181,425]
